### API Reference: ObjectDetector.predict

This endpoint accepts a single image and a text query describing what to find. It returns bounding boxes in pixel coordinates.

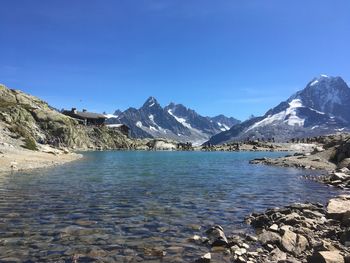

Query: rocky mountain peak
[207,75,350,145]
[113,109,122,116]
[165,102,190,115]
[167,102,176,108]
[107,97,239,144]
[142,96,161,109]
[289,75,350,115]
[305,75,347,91]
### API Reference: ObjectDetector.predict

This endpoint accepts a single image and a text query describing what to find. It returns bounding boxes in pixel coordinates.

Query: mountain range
[106,98,240,145]
[208,75,350,144]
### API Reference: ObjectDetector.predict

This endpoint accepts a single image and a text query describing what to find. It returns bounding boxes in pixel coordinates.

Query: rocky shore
[200,141,315,153]
[304,167,350,190]
[249,133,350,171]
[198,133,349,263]
[192,195,350,263]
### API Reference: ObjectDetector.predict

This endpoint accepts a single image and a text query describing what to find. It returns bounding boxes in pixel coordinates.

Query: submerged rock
[206,225,228,247]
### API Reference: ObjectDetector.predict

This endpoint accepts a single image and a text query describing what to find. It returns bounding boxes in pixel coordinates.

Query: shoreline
[0,143,83,174]
[0,141,310,174]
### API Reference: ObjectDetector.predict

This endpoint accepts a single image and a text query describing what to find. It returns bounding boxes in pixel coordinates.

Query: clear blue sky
[1,0,349,120]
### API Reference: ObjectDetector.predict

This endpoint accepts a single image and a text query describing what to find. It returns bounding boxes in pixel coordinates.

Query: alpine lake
[0,151,344,262]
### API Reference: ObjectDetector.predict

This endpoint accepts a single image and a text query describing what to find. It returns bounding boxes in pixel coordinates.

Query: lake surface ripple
[0,151,344,262]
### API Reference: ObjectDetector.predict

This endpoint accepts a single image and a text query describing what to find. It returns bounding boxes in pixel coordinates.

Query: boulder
[338,158,350,169]
[281,230,308,255]
[338,167,350,173]
[280,212,302,225]
[258,230,281,245]
[327,196,350,220]
[314,146,325,152]
[308,250,344,263]
[331,173,349,181]
[270,247,287,261]
[269,224,279,232]
[206,225,228,247]
[250,214,271,228]
[195,252,211,263]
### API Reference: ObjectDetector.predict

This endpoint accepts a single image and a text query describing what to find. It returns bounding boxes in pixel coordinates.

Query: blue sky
[1,0,349,120]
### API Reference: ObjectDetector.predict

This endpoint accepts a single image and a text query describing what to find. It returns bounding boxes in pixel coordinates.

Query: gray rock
[341,210,350,227]
[331,172,349,181]
[340,229,350,246]
[258,230,281,245]
[338,158,350,169]
[270,224,279,232]
[206,225,228,247]
[270,247,287,261]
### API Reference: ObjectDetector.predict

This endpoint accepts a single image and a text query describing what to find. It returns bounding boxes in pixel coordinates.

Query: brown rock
[281,230,308,255]
[308,250,344,263]
[327,196,350,220]
[270,247,287,261]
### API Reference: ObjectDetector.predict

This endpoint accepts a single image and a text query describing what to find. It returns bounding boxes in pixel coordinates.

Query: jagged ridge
[207,75,350,145]
[107,97,240,145]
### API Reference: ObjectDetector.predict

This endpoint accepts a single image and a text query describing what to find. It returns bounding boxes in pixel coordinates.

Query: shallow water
[0,151,344,262]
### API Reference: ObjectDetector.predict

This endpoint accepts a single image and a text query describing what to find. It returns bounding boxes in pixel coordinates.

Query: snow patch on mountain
[217,122,230,131]
[136,121,143,128]
[167,109,192,129]
[245,99,305,132]
[149,114,155,122]
[147,114,167,133]
[310,80,319,86]
[149,126,157,131]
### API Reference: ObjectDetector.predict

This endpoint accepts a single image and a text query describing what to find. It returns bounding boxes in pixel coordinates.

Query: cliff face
[0,84,132,150]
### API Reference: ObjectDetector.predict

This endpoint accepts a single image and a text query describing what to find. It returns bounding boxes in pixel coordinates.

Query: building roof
[62,110,106,119]
[106,124,129,128]
[75,111,106,119]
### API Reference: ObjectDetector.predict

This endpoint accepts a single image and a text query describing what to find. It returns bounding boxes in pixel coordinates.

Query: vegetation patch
[23,137,38,151]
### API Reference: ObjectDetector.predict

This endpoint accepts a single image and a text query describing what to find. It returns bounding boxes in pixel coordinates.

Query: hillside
[0,84,132,151]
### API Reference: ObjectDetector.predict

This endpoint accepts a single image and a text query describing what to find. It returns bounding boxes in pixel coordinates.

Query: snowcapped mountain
[207,75,350,145]
[106,97,240,145]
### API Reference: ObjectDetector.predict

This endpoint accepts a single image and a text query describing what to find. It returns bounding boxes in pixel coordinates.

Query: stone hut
[62,108,106,126]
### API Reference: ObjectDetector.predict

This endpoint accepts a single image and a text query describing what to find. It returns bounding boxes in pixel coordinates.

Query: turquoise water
[0,151,343,262]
